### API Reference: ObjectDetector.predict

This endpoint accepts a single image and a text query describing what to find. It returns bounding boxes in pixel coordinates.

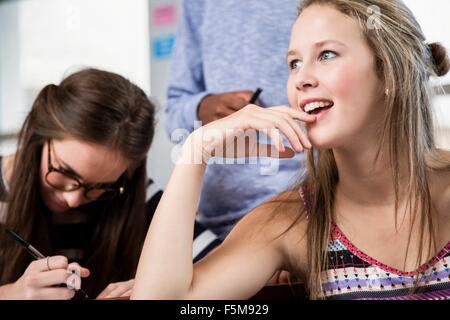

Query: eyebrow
[286,40,346,59]
[314,39,346,48]
[286,49,299,59]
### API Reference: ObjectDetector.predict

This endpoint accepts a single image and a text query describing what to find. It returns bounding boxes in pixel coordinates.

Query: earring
[385,88,389,96]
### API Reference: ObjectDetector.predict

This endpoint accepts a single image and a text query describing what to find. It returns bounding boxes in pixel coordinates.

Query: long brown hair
[0,68,156,297]
[283,0,450,299]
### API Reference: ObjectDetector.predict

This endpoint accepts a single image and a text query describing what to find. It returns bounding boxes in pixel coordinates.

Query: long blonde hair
[293,0,450,299]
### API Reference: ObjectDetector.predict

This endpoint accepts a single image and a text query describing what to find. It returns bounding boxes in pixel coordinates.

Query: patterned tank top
[300,188,450,300]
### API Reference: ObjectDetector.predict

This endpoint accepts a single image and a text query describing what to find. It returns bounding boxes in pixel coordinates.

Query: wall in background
[147,0,179,189]
[403,0,450,149]
[0,1,23,150]
[0,0,154,178]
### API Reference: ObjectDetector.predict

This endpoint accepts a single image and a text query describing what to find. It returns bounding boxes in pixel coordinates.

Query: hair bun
[429,42,450,77]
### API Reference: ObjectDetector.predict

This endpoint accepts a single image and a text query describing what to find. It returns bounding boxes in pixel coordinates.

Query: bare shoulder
[235,191,307,236]
[230,191,309,275]
[257,190,307,229]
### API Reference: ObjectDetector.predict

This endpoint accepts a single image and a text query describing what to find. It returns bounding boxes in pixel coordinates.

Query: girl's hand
[96,279,134,299]
[182,105,316,164]
[6,256,90,300]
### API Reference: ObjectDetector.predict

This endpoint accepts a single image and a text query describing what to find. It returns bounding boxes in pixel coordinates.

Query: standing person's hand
[0,256,90,300]
[197,90,255,125]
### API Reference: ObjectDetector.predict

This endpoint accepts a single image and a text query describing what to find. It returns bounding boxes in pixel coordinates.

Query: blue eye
[289,59,302,70]
[320,50,337,60]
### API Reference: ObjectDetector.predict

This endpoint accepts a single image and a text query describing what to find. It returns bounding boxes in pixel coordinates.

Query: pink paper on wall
[152,4,177,27]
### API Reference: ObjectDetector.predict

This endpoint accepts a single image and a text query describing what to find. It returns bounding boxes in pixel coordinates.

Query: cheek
[286,77,297,109]
[39,152,53,200]
[326,61,381,124]
[39,155,49,188]
[327,62,369,102]
[39,158,45,184]
[307,62,382,148]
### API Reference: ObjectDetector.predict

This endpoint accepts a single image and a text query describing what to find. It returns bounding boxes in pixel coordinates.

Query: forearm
[132,137,206,299]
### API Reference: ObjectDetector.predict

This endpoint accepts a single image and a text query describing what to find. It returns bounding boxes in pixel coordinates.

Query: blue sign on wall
[152,34,175,60]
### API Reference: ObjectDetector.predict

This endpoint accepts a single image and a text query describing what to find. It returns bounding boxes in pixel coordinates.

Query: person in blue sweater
[165,0,302,239]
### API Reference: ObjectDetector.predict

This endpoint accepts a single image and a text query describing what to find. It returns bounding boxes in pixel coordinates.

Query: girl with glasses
[0,68,172,299]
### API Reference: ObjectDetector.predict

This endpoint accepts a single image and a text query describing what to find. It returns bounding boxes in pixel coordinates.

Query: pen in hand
[248,88,263,104]
[6,228,45,260]
[5,228,90,299]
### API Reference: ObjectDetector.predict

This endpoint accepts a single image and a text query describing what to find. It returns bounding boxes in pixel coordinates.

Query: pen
[5,228,89,299]
[6,229,45,260]
[249,88,263,104]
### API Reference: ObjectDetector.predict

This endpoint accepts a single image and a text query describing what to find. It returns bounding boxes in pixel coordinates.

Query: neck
[334,143,409,208]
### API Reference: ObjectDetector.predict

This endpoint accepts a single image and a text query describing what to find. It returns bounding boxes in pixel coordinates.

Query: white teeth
[304,101,333,113]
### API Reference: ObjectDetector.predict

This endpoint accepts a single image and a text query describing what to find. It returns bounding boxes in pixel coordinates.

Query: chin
[307,130,337,150]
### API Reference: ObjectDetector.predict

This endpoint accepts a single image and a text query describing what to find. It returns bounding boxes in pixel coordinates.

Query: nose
[294,66,319,92]
[62,189,86,208]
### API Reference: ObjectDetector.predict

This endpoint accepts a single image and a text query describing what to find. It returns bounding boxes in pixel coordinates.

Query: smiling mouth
[304,100,334,115]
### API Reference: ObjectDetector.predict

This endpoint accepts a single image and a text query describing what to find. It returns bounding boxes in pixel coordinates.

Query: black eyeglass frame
[45,140,125,201]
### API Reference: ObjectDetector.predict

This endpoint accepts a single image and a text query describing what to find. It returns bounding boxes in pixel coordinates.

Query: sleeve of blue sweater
[165,0,210,136]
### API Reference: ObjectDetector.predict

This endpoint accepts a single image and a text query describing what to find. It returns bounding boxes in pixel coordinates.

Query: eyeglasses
[45,140,125,201]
